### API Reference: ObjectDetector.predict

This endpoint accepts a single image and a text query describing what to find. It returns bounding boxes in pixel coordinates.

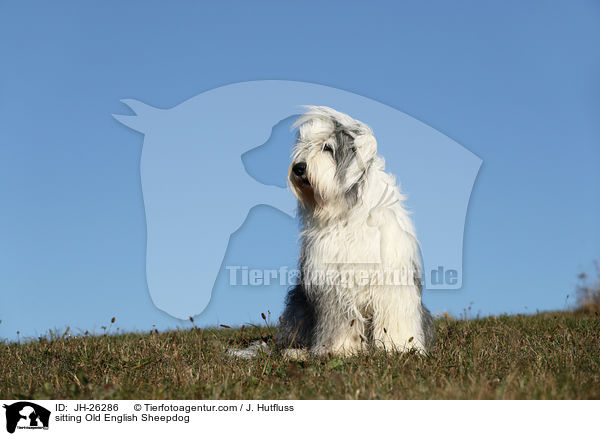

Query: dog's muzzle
[292,162,310,186]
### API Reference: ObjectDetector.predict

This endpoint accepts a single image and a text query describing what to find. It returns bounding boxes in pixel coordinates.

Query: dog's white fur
[278,106,434,356]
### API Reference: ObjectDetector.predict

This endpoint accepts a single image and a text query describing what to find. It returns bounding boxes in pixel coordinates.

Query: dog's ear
[354,133,377,163]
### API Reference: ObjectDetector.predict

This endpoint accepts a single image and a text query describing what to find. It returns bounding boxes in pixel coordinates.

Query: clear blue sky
[1,1,599,341]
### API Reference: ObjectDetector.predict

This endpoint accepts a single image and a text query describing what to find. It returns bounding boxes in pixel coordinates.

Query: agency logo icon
[3,402,50,433]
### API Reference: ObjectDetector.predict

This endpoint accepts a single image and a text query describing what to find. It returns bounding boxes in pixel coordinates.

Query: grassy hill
[1,312,599,400]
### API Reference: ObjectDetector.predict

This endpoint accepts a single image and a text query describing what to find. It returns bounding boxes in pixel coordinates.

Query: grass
[1,311,599,400]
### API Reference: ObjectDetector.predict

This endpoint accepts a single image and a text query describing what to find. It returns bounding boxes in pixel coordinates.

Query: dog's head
[289,106,377,216]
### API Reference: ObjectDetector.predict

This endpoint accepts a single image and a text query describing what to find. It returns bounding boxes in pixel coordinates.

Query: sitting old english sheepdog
[277,106,435,356]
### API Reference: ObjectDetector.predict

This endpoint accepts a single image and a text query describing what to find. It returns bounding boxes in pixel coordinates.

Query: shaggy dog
[277,106,435,356]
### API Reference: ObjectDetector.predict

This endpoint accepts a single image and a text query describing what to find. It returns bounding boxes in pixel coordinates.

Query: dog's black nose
[292,162,306,177]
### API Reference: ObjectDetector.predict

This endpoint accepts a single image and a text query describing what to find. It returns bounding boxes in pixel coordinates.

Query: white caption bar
[0,400,595,436]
